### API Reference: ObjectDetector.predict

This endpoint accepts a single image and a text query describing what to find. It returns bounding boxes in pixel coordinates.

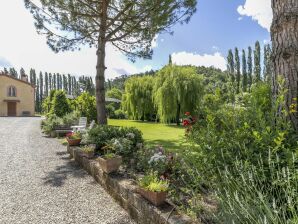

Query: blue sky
[0,0,272,79]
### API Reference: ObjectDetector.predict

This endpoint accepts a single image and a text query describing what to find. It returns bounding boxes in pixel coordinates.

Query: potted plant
[66,131,82,146]
[80,145,94,159]
[138,172,169,206]
[97,144,122,174]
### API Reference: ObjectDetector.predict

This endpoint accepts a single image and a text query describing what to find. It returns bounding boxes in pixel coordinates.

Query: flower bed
[67,145,194,224]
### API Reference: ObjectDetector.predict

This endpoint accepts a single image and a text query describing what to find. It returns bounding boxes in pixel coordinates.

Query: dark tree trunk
[271,0,298,131]
[176,103,181,125]
[95,0,108,125]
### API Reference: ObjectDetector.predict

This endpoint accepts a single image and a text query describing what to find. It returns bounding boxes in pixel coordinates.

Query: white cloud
[151,35,159,48]
[238,17,243,21]
[171,52,226,71]
[237,0,272,32]
[0,0,141,79]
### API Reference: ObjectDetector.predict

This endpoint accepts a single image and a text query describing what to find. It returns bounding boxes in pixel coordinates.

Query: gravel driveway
[0,117,135,224]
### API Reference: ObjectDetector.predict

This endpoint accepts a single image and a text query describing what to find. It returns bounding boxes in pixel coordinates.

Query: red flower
[185,112,191,116]
[183,120,190,126]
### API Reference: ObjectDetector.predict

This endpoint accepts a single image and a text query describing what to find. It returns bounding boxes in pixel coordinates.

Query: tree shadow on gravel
[42,156,88,187]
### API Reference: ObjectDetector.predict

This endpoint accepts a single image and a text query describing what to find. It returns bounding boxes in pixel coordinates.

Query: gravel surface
[0,117,135,224]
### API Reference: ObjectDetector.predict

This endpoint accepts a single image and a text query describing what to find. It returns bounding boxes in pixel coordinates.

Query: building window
[8,86,17,97]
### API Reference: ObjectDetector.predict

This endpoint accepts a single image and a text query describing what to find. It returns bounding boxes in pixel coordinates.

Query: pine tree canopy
[24,0,197,60]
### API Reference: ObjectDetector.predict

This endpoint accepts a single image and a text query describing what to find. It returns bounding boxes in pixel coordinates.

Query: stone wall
[67,145,196,224]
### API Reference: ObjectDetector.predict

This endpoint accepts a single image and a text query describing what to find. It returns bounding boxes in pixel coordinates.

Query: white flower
[126,133,135,139]
[148,153,166,164]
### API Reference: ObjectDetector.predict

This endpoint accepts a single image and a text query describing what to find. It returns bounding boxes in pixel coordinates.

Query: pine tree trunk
[95,0,108,125]
[95,38,107,125]
[271,0,298,131]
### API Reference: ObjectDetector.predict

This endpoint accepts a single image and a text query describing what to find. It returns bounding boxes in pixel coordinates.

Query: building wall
[0,76,35,116]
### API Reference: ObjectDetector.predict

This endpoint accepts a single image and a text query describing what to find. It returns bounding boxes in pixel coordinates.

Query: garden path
[0,117,135,224]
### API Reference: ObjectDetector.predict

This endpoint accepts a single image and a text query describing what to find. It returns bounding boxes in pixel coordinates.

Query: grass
[108,119,187,150]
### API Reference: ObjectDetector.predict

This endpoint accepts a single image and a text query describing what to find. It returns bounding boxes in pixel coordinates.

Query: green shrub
[75,92,97,122]
[114,109,127,119]
[84,125,143,164]
[181,81,298,222]
[50,90,71,117]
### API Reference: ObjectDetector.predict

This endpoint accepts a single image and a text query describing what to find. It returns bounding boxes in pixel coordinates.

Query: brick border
[67,145,196,224]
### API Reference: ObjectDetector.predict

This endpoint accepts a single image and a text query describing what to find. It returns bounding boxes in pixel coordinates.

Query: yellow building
[0,72,35,116]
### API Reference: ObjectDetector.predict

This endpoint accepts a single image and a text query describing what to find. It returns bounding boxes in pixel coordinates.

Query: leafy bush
[114,109,127,119]
[50,90,71,117]
[181,81,298,223]
[84,125,143,164]
[75,92,97,122]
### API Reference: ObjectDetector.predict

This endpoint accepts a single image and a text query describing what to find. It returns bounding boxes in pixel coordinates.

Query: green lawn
[108,119,187,150]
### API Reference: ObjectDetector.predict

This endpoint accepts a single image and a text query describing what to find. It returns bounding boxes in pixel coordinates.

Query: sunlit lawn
[108,119,187,150]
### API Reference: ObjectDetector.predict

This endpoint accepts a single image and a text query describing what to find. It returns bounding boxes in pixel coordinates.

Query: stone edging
[67,145,196,224]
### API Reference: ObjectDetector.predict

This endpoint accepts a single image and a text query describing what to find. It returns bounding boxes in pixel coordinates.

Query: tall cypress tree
[29,68,34,83]
[3,67,8,74]
[35,78,40,112]
[9,68,18,78]
[254,41,261,82]
[63,74,68,93]
[235,47,241,94]
[39,72,44,104]
[45,72,49,96]
[49,73,52,91]
[264,44,273,84]
[227,49,235,82]
[53,74,56,89]
[20,68,26,79]
[242,49,248,92]
[68,74,72,95]
[247,46,253,88]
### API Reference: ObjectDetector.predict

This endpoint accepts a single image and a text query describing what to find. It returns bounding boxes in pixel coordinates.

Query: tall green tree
[247,46,253,88]
[49,73,52,91]
[235,48,241,94]
[45,72,49,96]
[68,74,72,95]
[263,44,273,84]
[9,67,18,78]
[154,65,204,125]
[35,78,40,112]
[227,50,235,83]
[25,0,197,125]
[242,49,248,92]
[20,68,26,79]
[122,76,155,120]
[53,74,57,89]
[39,72,44,103]
[254,41,261,82]
[63,74,68,93]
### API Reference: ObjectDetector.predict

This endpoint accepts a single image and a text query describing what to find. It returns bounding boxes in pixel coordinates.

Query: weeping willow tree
[122,76,155,121]
[154,65,204,125]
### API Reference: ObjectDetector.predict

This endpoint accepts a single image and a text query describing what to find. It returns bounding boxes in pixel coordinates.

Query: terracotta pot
[97,156,122,174]
[138,188,167,206]
[66,137,82,146]
[81,151,94,159]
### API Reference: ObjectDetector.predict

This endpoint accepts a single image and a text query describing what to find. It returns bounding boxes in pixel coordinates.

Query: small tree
[227,49,235,82]
[254,41,261,82]
[242,49,248,92]
[50,90,71,117]
[235,47,241,93]
[247,46,253,88]
[25,0,197,124]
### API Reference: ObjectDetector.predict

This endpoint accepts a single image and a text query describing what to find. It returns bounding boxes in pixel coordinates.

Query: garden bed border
[67,145,196,224]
